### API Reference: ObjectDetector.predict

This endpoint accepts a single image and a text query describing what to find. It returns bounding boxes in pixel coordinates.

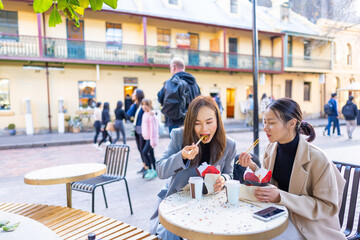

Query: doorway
[188,33,199,66]
[66,19,85,59]
[228,38,238,68]
[226,88,235,118]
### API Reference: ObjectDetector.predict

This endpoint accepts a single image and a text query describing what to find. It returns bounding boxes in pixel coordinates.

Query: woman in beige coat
[238,98,346,240]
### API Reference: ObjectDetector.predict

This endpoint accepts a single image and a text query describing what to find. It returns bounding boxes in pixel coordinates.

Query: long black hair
[267,98,316,142]
[103,102,110,111]
[116,100,123,110]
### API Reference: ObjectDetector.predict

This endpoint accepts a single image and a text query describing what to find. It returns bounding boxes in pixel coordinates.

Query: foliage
[0,0,118,27]
[7,123,15,130]
[67,116,82,129]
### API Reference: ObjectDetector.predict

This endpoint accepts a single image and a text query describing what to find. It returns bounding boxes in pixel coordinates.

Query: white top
[0,212,61,240]
[159,189,288,239]
[24,163,106,185]
[94,107,102,121]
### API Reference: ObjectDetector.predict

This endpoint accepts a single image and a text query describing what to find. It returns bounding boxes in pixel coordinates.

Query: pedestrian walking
[342,95,358,139]
[157,57,201,135]
[98,102,113,148]
[245,94,254,127]
[113,100,127,144]
[141,99,159,180]
[150,96,236,239]
[238,98,346,240]
[93,102,102,148]
[260,93,271,121]
[213,93,223,115]
[127,89,146,174]
[325,93,342,136]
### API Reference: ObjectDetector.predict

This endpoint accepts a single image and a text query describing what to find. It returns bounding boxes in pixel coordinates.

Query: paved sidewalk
[0,118,344,150]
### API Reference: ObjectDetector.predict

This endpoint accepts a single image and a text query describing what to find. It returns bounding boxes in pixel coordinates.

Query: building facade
[0,0,333,133]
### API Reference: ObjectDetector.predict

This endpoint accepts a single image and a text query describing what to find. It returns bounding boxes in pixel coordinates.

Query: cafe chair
[71,144,133,214]
[333,161,360,240]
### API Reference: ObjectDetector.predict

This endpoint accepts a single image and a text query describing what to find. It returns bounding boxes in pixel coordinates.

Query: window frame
[105,22,122,49]
[169,0,178,5]
[157,28,171,52]
[304,40,311,60]
[303,81,311,101]
[0,79,10,110]
[78,81,96,109]
[0,10,19,41]
[347,43,352,65]
[230,0,238,14]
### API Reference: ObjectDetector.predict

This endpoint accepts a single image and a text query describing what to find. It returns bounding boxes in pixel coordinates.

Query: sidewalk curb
[0,122,339,150]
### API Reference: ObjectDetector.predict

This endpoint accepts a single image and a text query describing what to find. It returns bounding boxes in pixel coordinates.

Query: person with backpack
[342,95,358,139]
[157,57,201,135]
[325,93,342,137]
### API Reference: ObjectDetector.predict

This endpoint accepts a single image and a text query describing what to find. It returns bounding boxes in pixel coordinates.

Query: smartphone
[253,206,286,221]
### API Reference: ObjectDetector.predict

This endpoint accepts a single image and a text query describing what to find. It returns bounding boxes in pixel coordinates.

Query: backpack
[342,104,355,118]
[324,102,334,115]
[160,75,190,121]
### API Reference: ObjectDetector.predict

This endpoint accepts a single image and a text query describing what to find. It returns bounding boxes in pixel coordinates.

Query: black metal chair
[333,161,360,240]
[71,144,133,214]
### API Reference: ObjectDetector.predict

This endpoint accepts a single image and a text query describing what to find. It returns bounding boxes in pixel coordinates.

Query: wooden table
[24,163,106,208]
[0,211,61,239]
[159,189,288,240]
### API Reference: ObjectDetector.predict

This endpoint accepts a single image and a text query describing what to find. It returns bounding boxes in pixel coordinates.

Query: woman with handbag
[113,100,128,144]
[98,102,113,148]
[93,102,102,148]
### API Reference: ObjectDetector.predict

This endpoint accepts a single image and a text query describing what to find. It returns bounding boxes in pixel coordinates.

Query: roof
[101,0,322,37]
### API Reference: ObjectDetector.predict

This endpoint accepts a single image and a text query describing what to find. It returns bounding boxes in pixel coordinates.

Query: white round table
[0,211,61,239]
[159,189,288,240]
[24,163,106,208]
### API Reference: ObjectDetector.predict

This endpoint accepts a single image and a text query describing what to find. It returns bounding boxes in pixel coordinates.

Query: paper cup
[225,180,241,204]
[189,177,204,199]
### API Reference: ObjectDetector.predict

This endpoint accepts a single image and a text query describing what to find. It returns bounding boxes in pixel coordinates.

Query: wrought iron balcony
[0,34,283,72]
[227,53,282,72]
[286,55,332,70]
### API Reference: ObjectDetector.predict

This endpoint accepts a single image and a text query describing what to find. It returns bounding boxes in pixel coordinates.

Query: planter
[72,127,80,133]
[8,129,16,136]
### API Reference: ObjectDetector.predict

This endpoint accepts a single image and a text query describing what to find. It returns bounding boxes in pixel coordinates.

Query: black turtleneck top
[272,133,300,192]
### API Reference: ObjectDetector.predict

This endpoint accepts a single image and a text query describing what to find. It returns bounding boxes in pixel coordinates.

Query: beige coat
[263,136,346,240]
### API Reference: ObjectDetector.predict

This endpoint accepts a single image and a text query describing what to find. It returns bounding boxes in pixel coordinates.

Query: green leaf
[33,0,53,13]
[0,0,4,10]
[57,0,69,10]
[69,0,80,7]
[49,5,62,27]
[89,0,103,11]
[73,5,84,15]
[103,0,116,9]
[78,0,89,8]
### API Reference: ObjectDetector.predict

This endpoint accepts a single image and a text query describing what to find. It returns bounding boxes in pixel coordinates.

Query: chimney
[280,2,290,22]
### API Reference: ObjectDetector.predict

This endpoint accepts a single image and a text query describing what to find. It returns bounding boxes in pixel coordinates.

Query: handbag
[105,122,115,132]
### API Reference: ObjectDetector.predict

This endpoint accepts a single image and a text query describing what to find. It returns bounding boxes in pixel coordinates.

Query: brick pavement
[1,124,359,233]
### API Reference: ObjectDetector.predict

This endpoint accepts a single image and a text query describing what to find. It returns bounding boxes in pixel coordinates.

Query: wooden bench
[0,203,157,240]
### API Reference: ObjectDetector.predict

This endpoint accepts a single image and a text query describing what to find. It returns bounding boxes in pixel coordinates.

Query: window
[0,79,10,110]
[304,82,311,101]
[169,0,178,5]
[285,80,292,98]
[78,81,96,109]
[304,40,311,60]
[230,0,238,13]
[106,22,122,49]
[333,42,337,64]
[347,43,352,65]
[0,10,18,41]
[335,77,340,91]
[258,40,261,56]
[157,28,171,48]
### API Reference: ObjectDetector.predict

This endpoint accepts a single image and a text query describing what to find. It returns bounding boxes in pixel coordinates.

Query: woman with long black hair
[98,102,112,148]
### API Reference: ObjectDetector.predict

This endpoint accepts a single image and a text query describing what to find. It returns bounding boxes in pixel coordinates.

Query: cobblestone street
[0,125,359,231]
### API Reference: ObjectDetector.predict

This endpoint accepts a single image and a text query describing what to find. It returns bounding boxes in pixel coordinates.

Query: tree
[0,0,118,27]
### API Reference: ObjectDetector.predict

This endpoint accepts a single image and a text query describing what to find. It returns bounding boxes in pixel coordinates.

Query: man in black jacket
[158,57,201,134]
[342,95,358,139]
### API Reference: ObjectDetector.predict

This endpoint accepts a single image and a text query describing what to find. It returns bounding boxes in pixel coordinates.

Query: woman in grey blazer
[150,96,237,240]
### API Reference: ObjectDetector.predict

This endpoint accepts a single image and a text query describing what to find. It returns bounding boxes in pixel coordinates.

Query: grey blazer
[150,128,236,235]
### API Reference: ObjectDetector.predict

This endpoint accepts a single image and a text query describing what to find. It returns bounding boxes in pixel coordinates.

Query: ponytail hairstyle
[267,98,316,142]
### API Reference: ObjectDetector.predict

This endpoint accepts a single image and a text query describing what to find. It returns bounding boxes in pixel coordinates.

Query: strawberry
[261,171,272,183]
[244,172,260,182]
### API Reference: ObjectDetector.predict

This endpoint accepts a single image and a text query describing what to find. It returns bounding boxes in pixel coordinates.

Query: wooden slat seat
[0,203,157,240]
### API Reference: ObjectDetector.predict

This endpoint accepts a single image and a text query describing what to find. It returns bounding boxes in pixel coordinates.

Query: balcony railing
[0,34,283,72]
[0,34,39,57]
[227,53,282,72]
[286,55,331,70]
